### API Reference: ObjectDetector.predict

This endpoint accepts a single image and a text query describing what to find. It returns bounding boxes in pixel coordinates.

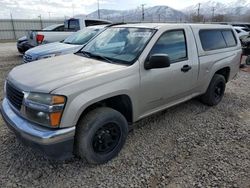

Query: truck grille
[23,54,33,63]
[6,82,24,111]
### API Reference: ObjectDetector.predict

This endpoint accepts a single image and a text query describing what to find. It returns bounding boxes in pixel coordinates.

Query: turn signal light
[50,112,63,127]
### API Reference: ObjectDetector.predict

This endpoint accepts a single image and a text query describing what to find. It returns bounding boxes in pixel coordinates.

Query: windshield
[64,28,100,45]
[82,27,155,64]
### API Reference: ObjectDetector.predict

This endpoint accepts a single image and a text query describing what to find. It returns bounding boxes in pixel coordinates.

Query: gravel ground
[0,43,250,188]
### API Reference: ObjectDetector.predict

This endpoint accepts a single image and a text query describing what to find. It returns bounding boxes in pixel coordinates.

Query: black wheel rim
[92,123,121,154]
[214,82,224,102]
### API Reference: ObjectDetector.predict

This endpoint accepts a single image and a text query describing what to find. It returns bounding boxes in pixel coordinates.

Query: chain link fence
[0,19,63,41]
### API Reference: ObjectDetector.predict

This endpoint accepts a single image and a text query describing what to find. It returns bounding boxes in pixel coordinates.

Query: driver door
[139,27,197,117]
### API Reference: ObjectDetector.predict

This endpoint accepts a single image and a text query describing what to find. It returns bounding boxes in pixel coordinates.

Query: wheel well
[215,67,230,82]
[79,95,133,124]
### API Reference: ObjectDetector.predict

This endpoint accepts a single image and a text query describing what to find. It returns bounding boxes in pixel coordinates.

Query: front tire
[200,74,226,106]
[75,107,128,164]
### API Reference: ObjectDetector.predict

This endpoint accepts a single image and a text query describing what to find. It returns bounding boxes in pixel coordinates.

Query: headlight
[37,53,61,60]
[21,92,66,128]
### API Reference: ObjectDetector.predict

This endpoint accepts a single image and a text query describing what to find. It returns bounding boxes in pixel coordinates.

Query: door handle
[181,65,192,72]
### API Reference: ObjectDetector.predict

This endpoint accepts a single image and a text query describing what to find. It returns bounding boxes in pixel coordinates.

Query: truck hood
[26,42,82,57]
[8,54,127,93]
[17,36,27,42]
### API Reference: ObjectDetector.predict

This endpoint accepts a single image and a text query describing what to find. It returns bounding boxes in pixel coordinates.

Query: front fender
[55,67,140,128]
[65,89,134,127]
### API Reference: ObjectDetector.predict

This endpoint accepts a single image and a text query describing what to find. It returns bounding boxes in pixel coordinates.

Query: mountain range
[82,6,185,22]
[76,0,250,22]
[183,0,250,16]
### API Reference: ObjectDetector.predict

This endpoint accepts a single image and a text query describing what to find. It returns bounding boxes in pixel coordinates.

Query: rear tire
[200,74,226,106]
[75,107,128,164]
[17,47,24,54]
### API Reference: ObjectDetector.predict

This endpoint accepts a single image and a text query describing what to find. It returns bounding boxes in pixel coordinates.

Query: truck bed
[27,30,74,47]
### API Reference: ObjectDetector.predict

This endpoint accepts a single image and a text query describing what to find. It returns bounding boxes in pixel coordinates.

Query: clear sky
[0,0,246,19]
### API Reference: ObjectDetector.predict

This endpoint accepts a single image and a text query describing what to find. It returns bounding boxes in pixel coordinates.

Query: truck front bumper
[0,98,75,160]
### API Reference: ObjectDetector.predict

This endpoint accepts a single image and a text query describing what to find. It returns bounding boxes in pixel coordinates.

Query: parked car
[23,25,107,63]
[17,24,65,54]
[241,35,250,65]
[246,56,250,65]
[17,36,30,54]
[233,26,250,39]
[232,23,250,30]
[1,23,241,164]
[27,18,112,48]
[241,35,250,47]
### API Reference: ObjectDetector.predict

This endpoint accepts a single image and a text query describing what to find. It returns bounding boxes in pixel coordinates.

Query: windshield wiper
[64,42,72,44]
[81,51,115,64]
[81,50,92,58]
[92,54,115,64]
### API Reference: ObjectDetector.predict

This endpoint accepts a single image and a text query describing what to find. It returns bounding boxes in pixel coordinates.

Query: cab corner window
[150,30,187,63]
[199,29,237,51]
[200,30,226,51]
[68,19,80,31]
[222,30,237,47]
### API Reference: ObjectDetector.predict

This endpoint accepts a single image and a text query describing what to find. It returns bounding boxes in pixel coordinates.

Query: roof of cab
[112,23,234,30]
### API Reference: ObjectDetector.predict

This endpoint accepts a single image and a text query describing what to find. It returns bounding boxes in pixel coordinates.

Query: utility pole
[197,3,201,22]
[212,7,215,22]
[197,3,201,17]
[97,0,100,19]
[10,13,16,40]
[141,4,146,21]
[72,3,75,17]
[48,12,51,19]
[158,14,160,22]
[38,15,43,29]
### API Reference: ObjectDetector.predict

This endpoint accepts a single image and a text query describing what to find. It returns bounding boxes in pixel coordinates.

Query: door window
[150,30,187,63]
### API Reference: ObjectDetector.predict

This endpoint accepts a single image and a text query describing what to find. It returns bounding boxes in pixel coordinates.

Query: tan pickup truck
[1,23,241,164]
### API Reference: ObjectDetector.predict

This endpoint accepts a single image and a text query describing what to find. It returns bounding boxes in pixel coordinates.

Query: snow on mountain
[85,6,186,22]
[183,0,250,16]
[77,1,250,22]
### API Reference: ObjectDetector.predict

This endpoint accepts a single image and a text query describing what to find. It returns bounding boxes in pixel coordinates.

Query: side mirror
[144,54,171,70]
